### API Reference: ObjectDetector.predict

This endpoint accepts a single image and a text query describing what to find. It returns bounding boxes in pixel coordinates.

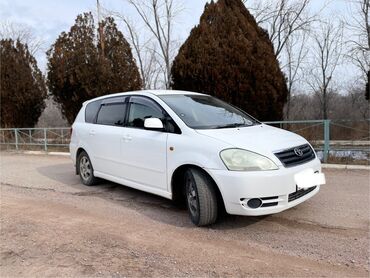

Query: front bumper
[207,158,322,216]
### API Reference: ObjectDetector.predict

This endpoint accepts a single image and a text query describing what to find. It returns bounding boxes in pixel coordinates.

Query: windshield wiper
[214,123,249,129]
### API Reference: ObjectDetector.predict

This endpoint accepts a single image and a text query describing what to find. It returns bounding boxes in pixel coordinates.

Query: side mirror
[144,118,164,129]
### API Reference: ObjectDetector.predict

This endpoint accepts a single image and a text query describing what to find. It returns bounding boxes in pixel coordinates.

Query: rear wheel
[77,151,98,186]
[185,168,218,226]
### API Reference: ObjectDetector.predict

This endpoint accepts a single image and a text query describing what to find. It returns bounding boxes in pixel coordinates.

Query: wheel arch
[75,147,87,175]
[170,164,226,212]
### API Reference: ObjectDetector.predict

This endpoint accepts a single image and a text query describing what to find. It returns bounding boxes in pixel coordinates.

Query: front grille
[288,186,316,202]
[275,144,315,167]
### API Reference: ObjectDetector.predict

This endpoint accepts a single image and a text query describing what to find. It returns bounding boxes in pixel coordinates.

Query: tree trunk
[323,89,328,119]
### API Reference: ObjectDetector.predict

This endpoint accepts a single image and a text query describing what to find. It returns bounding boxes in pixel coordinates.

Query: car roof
[83,90,205,105]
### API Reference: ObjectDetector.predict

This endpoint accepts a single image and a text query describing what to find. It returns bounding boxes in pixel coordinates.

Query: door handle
[89,130,96,136]
[122,134,132,142]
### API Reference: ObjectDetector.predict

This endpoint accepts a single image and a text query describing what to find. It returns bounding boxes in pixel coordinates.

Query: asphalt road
[0,152,369,277]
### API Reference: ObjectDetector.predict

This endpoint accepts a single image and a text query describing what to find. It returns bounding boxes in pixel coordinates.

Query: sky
[0,0,361,90]
[0,0,208,71]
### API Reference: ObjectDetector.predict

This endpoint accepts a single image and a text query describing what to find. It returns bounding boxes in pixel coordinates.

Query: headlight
[220,149,278,171]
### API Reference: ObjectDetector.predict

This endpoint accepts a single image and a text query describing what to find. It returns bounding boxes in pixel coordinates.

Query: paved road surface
[0,152,369,277]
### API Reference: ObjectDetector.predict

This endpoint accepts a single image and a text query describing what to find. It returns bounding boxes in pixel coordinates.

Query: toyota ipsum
[70,90,326,226]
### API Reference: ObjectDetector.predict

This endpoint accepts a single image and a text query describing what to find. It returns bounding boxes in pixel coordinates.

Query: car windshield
[159,94,259,129]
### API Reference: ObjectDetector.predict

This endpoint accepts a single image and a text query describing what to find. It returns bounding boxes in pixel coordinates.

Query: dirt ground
[0,152,369,277]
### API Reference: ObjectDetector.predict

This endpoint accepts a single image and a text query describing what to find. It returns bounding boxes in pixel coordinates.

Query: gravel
[0,152,369,277]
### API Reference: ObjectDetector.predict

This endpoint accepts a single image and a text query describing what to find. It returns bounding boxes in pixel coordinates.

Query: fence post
[44,128,48,152]
[15,129,18,150]
[323,120,330,163]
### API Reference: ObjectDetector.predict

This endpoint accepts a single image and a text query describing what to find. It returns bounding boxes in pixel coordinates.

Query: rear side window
[85,100,102,123]
[96,103,127,126]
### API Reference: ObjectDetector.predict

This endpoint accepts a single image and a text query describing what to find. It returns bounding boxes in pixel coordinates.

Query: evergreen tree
[97,17,143,94]
[47,13,142,124]
[0,39,47,127]
[171,0,288,120]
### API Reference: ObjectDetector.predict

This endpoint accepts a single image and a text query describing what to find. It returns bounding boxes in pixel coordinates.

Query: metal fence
[0,128,71,152]
[264,120,369,163]
[0,120,369,163]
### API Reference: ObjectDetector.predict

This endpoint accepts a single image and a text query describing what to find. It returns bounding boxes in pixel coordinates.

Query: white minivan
[70,90,325,226]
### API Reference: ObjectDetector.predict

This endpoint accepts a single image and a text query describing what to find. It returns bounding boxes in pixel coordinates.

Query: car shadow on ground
[37,163,269,229]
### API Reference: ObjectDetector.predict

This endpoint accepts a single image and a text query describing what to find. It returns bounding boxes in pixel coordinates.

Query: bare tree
[0,21,44,55]
[345,0,369,81]
[124,0,183,89]
[284,31,309,119]
[289,88,369,120]
[98,1,165,89]
[36,97,68,128]
[97,0,106,58]
[112,14,161,89]
[243,0,317,58]
[243,0,316,118]
[307,21,344,119]
[347,84,370,119]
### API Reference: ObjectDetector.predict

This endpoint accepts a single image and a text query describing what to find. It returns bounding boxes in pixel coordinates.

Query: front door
[120,96,168,191]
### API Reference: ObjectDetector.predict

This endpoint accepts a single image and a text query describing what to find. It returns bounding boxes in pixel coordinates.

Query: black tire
[77,151,98,186]
[184,168,218,226]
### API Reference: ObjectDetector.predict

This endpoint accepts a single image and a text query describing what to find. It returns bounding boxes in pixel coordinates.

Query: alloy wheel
[80,156,92,181]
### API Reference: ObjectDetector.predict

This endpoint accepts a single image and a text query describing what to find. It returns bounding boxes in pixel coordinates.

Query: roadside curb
[22,151,70,156]
[322,164,370,170]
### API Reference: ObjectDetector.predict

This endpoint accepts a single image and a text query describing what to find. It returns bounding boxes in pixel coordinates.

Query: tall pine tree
[1,39,47,127]
[171,0,288,121]
[47,13,142,124]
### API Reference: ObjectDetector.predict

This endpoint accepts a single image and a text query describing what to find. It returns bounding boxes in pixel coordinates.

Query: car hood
[196,124,309,165]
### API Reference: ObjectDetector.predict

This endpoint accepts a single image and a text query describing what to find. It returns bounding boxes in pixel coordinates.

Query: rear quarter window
[85,100,102,123]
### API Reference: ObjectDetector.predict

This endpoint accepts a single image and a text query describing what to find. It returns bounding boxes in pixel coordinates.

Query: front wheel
[77,151,98,186]
[185,168,218,226]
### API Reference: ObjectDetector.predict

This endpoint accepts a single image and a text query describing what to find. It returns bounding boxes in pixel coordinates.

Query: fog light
[247,198,262,209]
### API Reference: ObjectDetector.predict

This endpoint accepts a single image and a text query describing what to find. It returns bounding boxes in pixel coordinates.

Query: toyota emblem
[294,148,303,156]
